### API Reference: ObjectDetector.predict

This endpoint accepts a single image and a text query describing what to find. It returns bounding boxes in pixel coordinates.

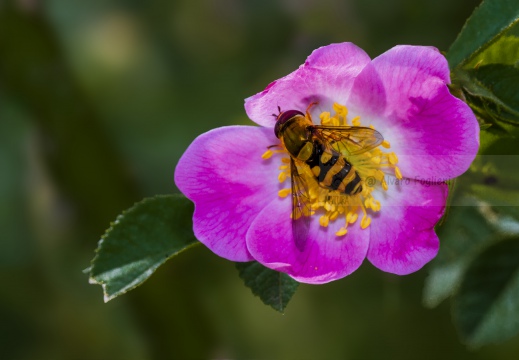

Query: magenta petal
[363,45,451,119]
[391,85,479,181]
[245,42,371,127]
[174,126,280,261]
[351,45,479,180]
[246,197,369,284]
[367,179,448,275]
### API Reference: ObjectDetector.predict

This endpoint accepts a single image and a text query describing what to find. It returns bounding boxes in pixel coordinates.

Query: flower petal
[246,197,369,284]
[245,42,371,127]
[367,177,448,275]
[350,45,479,180]
[174,126,281,261]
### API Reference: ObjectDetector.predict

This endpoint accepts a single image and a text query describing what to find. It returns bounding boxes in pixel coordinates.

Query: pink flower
[174,43,479,284]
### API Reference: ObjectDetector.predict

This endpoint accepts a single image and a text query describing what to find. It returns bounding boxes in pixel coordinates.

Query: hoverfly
[273,104,383,251]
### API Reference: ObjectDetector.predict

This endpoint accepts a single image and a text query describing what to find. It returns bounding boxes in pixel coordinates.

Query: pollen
[319,215,330,227]
[320,112,331,124]
[388,152,399,165]
[336,227,348,236]
[262,149,273,159]
[360,215,371,229]
[264,102,402,238]
[346,211,358,224]
[278,188,291,198]
[395,166,403,179]
[333,103,348,117]
[380,178,387,190]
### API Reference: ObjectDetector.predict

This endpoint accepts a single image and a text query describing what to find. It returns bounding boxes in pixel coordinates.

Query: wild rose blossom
[174,43,479,284]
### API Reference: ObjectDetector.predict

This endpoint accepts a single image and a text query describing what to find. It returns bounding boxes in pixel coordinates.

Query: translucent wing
[290,157,312,252]
[312,125,383,156]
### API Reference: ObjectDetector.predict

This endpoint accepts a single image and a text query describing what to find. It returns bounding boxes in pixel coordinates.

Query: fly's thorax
[279,115,312,158]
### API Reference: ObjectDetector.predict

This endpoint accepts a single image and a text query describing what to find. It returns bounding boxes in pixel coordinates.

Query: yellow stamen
[264,102,403,237]
[319,215,330,227]
[324,202,332,211]
[320,111,331,124]
[262,149,273,159]
[361,215,371,229]
[336,227,348,236]
[395,166,403,179]
[346,212,358,224]
[376,170,385,181]
[333,103,348,117]
[382,178,388,191]
[278,189,291,198]
[388,152,399,165]
[371,156,381,164]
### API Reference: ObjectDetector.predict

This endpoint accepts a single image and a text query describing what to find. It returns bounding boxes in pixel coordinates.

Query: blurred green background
[1,0,518,359]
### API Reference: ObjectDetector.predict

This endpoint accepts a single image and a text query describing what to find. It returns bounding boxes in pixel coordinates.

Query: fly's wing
[313,126,383,156]
[290,157,312,252]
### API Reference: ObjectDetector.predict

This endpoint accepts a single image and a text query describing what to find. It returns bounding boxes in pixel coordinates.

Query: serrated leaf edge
[88,194,200,302]
[450,0,519,69]
[90,241,200,302]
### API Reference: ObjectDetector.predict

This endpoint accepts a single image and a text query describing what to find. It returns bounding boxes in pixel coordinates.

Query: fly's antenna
[272,105,282,118]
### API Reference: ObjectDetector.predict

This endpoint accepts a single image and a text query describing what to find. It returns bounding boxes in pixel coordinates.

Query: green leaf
[469,183,519,226]
[236,261,299,313]
[468,35,519,67]
[425,149,519,308]
[89,195,199,302]
[453,237,519,347]
[479,122,519,155]
[447,0,519,69]
[457,64,519,126]
[423,197,495,308]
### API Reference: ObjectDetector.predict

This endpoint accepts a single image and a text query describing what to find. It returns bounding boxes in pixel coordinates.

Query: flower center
[262,103,402,237]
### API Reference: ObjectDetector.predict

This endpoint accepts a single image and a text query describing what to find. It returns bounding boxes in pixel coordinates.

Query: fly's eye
[274,110,304,138]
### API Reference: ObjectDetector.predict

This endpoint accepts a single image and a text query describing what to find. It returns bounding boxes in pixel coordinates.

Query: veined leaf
[89,195,199,302]
[423,197,495,308]
[236,261,299,313]
[453,237,519,347]
[458,64,519,126]
[448,0,519,69]
[468,35,519,67]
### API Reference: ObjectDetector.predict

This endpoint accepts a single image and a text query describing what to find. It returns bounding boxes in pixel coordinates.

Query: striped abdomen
[304,141,362,195]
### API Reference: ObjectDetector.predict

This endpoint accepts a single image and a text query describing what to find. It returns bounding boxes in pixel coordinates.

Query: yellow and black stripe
[304,141,362,195]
